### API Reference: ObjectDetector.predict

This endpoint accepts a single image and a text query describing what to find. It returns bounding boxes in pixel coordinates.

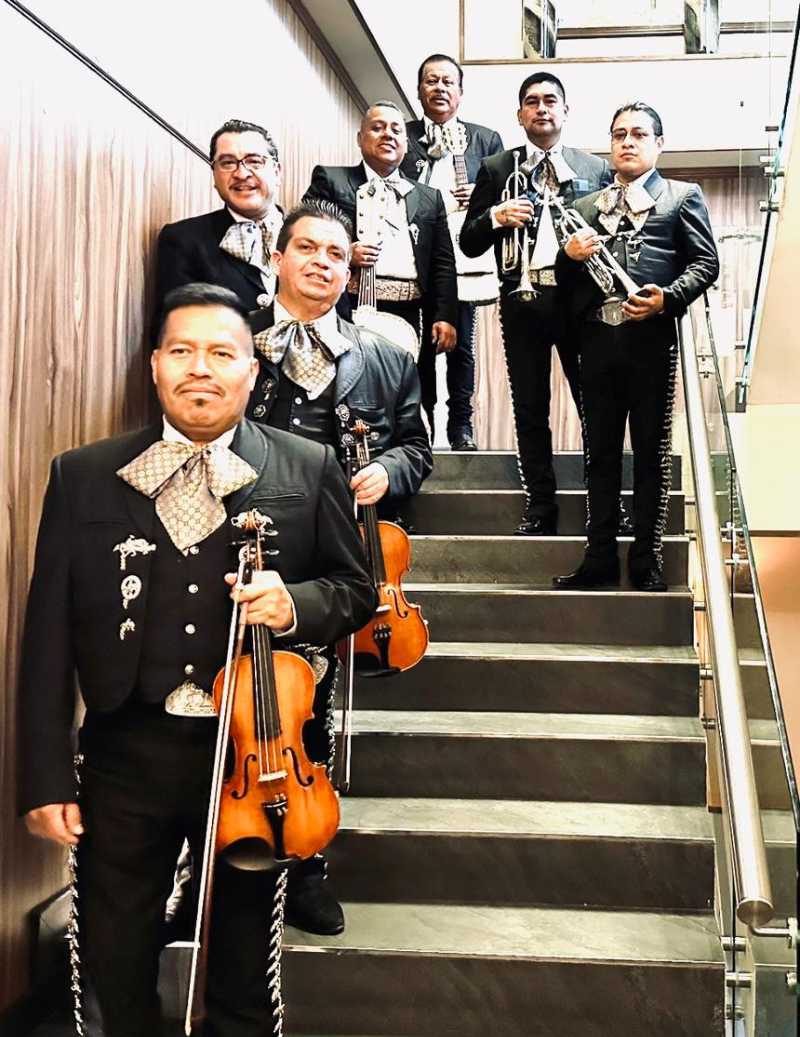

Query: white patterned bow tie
[219,219,273,270]
[426,122,449,160]
[117,440,257,554]
[596,180,655,234]
[253,320,351,399]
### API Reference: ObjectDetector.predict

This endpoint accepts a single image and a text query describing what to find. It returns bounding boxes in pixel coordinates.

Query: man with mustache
[462,73,612,535]
[18,282,376,1036]
[401,53,504,450]
[303,100,458,438]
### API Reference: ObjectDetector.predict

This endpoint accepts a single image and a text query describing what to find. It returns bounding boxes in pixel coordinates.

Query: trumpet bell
[510,283,538,303]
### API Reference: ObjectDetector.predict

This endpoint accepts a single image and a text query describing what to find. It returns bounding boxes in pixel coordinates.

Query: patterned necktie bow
[117,439,257,554]
[219,219,273,270]
[426,122,449,160]
[253,320,350,399]
[596,179,655,234]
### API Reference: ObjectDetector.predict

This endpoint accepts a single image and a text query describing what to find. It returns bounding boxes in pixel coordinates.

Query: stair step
[282,903,722,1037]
[342,710,706,804]
[408,534,688,587]
[329,798,714,911]
[356,641,699,716]
[408,584,694,646]
[427,450,682,491]
[402,488,686,535]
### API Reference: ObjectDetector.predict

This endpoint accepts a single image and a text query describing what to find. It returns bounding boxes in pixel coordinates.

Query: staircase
[282,450,727,1037]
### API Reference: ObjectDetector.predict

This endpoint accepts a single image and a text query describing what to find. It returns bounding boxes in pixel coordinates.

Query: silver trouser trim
[67,753,86,1036]
[266,868,288,1036]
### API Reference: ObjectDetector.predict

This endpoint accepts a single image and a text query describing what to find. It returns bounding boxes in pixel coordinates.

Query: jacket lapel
[404,177,420,231]
[214,206,268,295]
[334,319,367,402]
[228,419,269,515]
[118,426,162,538]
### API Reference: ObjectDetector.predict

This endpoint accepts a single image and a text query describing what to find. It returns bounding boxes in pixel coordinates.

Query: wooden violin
[338,419,428,678]
[185,509,339,1033]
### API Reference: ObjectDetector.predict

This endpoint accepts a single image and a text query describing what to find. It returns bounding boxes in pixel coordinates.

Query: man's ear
[271,250,282,277]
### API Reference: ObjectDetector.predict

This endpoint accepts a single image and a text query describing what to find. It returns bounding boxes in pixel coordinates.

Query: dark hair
[208,119,280,163]
[518,72,566,107]
[417,53,464,88]
[155,283,251,347]
[362,100,404,123]
[276,200,354,254]
[610,101,664,137]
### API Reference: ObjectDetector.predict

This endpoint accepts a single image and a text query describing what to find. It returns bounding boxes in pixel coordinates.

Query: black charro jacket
[400,119,505,184]
[554,170,720,323]
[18,419,376,813]
[302,164,458,327]
[461,144,612,286]
[248,306,432,503]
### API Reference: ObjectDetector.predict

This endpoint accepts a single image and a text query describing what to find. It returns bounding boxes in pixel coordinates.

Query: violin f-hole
[283,745,314,788]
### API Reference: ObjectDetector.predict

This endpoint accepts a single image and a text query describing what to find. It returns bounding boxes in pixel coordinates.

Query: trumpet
[500,152,529,276]
[549,193,641,300]
[510,225,538,303]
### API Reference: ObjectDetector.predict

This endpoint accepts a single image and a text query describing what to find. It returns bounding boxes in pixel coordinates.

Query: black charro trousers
[77,702,280,1037]
[578,318,678,571]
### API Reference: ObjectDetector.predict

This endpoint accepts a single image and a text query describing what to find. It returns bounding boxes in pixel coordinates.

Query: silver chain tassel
[66,753,86,1036]
[266,868,288,1036]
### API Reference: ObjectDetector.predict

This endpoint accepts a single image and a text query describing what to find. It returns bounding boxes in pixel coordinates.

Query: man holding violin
[247,197,432,935]
[18,282,376,1037]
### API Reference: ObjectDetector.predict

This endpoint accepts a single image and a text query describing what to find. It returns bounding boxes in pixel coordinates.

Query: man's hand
[350,462,390,505]
[26,803,84,846]
[225,570,294,632]
[432,321,456,354]
[564,228,602,262]
[622,284,665,321]
[451,183,475,209]
[351,241,381,268]
[494,197,534,229]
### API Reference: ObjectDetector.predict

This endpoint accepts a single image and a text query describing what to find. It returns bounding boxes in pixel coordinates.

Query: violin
[185,509,339,1033]
[338,419,429,677]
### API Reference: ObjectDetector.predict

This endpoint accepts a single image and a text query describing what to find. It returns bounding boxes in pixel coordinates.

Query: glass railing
[677,295,798,1034]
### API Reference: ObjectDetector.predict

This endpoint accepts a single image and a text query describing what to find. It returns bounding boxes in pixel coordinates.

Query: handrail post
[678,314,774,929]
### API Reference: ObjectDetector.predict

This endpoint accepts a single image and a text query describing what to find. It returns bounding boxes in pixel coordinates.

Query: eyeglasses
[213,154,272,173]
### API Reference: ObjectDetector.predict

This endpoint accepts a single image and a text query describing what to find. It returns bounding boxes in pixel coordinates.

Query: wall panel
[0,0,359,1011]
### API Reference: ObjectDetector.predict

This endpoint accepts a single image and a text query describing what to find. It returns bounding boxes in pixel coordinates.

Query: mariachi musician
[247,198,432,934]
[461,71,612,536]
[401,52,504,450]
[18,282,375,1037]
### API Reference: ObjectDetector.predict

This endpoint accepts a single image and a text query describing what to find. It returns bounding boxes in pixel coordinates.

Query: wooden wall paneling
[0,0,360,1012]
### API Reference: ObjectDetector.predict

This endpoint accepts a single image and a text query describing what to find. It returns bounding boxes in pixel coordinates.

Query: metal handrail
[678,313,774,929]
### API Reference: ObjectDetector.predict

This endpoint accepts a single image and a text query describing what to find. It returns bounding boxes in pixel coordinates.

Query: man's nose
[189,350,212,374]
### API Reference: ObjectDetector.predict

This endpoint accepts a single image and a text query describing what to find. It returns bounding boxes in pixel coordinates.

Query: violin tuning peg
[370,432,380,441]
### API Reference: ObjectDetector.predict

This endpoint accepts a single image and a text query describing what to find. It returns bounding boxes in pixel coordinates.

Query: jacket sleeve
[487,130,505,157]
[661,185,720,317]
[18,456,79,815]
[460,160,500,258]
[428,191,459,326]
[377,353,433,500]
[154,223,201,311]
[287,446,377,645]
[302,165,335,204]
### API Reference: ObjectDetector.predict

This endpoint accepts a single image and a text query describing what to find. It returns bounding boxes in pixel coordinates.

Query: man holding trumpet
[462,72,611,536]
[553,102,719,592]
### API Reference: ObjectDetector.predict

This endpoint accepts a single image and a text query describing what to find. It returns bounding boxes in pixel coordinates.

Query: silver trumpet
[510,225,538,302]
[500,151,529,276]
[549,192,641,300]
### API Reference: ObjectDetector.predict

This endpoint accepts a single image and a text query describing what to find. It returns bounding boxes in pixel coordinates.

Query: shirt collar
[525,140,576,183]
[614,167,657,192]
[362,160,402,184]
[422,114,459,139]
[162,417,237,449]
[226,203,279,225]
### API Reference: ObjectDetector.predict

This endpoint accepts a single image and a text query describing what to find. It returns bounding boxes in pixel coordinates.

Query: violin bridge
[258,769,288,783]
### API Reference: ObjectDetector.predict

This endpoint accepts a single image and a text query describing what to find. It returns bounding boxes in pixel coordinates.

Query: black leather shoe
[629,567,667,592]
[553,562,620,590]
[284,873,345,935]
[515,515,557,536]
[450,433,478,451]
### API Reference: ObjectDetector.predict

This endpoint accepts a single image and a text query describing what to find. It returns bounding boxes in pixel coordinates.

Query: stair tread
[339,798,714,841]
[343,709,704,740]
[420,641,699,663]
[410,533,688,543]
[284,902,722,965]
[407,582,691,595]
[416,488,684,496]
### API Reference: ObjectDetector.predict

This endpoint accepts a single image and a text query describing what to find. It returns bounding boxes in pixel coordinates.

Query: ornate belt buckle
[598,299,628,326]
[164,681,217,717]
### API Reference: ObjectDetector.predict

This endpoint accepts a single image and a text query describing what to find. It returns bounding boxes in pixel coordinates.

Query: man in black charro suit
[461,72,612,535]
[18,283,375,1037]
[553,102,719,592]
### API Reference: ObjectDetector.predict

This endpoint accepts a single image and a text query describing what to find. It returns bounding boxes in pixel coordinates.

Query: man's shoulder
[255,421,331,470]
[342,321,413,371]
[463,120,501,143]
[563,146,608,172]
[159,208,228,241]
[481,147,522,174]
[56,427,160,477]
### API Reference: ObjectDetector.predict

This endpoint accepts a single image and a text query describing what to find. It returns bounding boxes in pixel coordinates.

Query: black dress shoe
[450,433,478,451]
[284,872,345,935]
[629,567,667,592]
[515,515,557,536]
[553,562,620,590]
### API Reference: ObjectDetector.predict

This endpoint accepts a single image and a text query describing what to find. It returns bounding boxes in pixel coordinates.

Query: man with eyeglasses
[400,53,504,451]
[461,73,612,536]
[156,119,284,312]
[552,102,718,593]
